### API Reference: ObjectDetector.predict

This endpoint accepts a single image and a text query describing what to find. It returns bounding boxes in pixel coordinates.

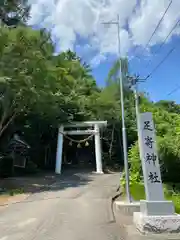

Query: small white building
[55,121,107,174]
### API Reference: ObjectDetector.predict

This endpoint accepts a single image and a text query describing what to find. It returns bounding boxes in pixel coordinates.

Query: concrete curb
[115,200,140,216]
[114,201,180,239]
[126,225,180,240]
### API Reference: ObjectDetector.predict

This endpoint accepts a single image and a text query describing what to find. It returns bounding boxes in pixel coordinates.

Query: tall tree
[106,58,129,87]
[155,100,180,114]
[0,25,103,137]
[0,0,29,27]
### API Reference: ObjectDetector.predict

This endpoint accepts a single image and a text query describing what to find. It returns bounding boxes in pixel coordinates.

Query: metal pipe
[102,15,131,202]
[134,82,140,134]
[117,15,131,202]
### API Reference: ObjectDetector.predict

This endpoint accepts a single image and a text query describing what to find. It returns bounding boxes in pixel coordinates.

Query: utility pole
[102,15,131,202]
[127,75,145,142]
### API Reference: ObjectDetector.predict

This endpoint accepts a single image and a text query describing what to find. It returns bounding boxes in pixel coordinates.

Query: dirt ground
[0,172,57,205]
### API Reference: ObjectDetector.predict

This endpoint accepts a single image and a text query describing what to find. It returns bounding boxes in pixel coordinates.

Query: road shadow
[0,169,97,197]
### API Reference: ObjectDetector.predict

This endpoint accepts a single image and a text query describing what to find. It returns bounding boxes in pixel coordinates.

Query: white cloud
[90,54,107,67]
[129,0,180,47]
[28,0,180,65]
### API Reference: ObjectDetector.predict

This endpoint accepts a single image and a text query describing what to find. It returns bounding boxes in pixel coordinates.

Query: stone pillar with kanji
[133,112,180,234]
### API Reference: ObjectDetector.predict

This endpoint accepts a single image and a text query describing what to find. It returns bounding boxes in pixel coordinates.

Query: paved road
[0,171,122,240]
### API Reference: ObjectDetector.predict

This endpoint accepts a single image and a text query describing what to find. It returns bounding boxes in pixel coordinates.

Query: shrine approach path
[0,170,123,240]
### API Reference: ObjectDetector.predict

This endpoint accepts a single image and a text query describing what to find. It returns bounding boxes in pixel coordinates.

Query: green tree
[0,26,69,136]
[155,100,180,114]
[128,100,180,183]
[106,58,129,87]
[0,0,29,27]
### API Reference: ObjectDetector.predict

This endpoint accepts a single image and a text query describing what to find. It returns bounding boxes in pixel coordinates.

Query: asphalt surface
[0,171,122,240]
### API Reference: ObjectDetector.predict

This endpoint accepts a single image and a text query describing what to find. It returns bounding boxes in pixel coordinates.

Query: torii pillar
[94,124,103,174]
[55,121,107,174]
[55,126,64,174]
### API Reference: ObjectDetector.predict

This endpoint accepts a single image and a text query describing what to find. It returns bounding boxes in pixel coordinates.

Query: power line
[145,42,179,81]
[144,0,172,50]
[133,0,173,60]
[167,85,180,96]
[145,18,180,69]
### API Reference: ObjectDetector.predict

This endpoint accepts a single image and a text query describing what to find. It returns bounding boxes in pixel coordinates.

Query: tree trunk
[0,112,16,137]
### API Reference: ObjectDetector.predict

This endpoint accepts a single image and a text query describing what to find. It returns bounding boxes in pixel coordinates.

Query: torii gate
[55,121,107,174]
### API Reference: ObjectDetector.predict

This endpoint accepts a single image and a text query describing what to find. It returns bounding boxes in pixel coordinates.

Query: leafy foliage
[155,100,180,114]
[128,103,180,183]
[0,0,29,26]
[0,13,180,184]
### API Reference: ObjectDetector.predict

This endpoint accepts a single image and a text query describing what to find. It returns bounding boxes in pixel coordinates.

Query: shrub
[9,188,24,196]
[120,171,142,191]
[127,182,180,213]
[158,136,180,182]
[128,142,141,177]
[128,135,180,183]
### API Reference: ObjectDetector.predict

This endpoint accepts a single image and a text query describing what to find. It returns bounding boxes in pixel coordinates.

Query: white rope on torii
[55,121,107,174]
[58,131,94,143]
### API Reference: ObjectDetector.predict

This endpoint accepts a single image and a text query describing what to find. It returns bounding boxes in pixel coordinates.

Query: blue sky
[130,36,180,103]
[28,0,180,103]
[91,36,180,103]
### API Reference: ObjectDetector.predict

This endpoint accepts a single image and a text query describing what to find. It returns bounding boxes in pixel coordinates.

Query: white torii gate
[55,121,107,174]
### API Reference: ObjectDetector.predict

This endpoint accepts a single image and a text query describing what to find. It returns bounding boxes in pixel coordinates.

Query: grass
[8,188,24,196]
[0,188,24,197]
[127,182,180,213]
